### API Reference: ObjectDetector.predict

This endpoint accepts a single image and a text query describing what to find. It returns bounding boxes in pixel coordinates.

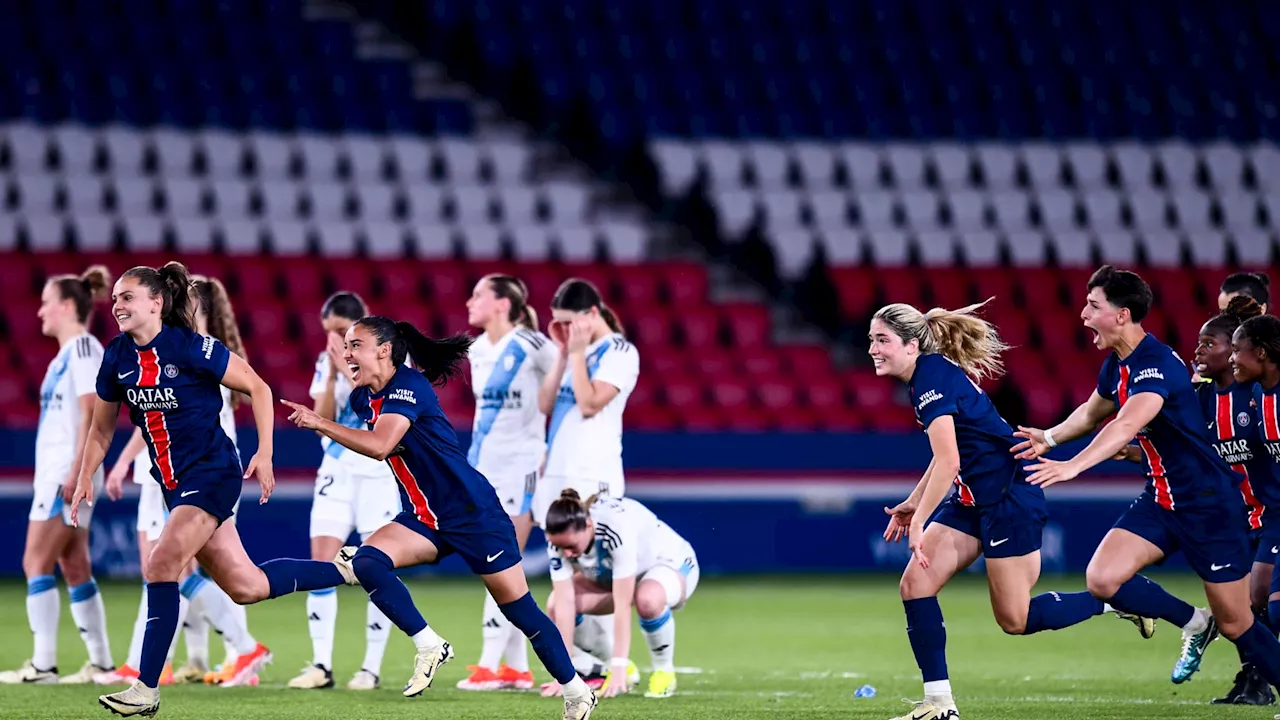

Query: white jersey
[310,351,386,475]
[134,378,239,484]
[35,333,103,485]
[547,496,693,585]
[544,334,639,483]
[467,328,558,475]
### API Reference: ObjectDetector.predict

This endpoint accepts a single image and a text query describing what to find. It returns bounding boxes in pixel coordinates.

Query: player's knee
[898,568,938,601]
[144,548,184,583]
[994,607,1028,635]
[1217,611,1253,640]
[545,590,558,618]
[1084,565,1123,600]
[634,584,667,620]
[58,555,91,586]
[351,545,392,588]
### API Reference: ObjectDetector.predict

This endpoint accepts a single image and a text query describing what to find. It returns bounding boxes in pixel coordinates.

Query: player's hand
[1011,426,1051,460]
[1112,445,1141,463]
[883,500,917,542]
[326,333,352,380]
[566,317,591,355]
[601,664,629,697]
[62,470,78,503]
[1025,457,1080,489]
[69,476,94,528]
[244,452,275,504]
[908,520,929,569]
[540,680,564,697]
[549,320,569,355]
[281,399,323,430]
[105,463,128,501]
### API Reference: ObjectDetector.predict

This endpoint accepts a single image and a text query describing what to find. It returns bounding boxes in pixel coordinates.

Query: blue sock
[1234,619,1280,688]
[351,546,428,637]
[903,597,948,682]
[258,558,344,599]
[139,581,179,688]
[1023,591,1106,635]
[499,592,576,684]
[1106,575,1195,628]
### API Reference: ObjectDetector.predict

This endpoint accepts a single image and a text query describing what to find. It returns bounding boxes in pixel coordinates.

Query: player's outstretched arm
[1025,393,1163,488]
[1012,390,1115,460]
[281,399,411,462]
[603,574,637,697]
[907,417,961,569]
[884,457,935,543]
[70,398,120,527]
[222,353,275,503]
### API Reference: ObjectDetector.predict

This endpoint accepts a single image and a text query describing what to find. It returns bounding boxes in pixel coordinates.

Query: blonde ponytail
[874,298,1009,381]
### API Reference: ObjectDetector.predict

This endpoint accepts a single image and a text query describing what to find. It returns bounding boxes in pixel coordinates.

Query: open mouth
[114,312,131,325]
[348,363,361,380]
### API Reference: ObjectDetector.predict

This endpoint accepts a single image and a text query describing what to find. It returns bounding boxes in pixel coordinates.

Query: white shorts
[481,466,538,518]
[533,474,625,527]
[310,455,402,540]
[641,547,700,611]
[29,472,102,526]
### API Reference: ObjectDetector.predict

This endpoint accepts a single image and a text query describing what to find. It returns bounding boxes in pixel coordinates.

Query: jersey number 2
[318,475,335,496]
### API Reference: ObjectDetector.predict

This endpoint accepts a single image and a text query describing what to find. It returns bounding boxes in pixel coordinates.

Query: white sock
[68,579,114,669]
[182,592,209,669]
[562,673,590,699]
[1102,603,1114,613]
[362,601,390,675]
[26,575,59,671]
[574,614,614,662]
[478,591,506,670]
[504,616,530,673]
[223,602,247,664]
[168,596,190,661]
[127,585,147,668]
[410,625,443,651]
[638,609,675,672]
[570,647,605,676]
[923,679,954,706]
[1183,607,1209,634]
[307,589,338,669]
[190,580,256,656]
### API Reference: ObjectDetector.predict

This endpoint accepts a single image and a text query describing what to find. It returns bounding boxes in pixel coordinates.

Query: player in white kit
[533,278,640,692]
[287,291,401,691]
[543,491,698,700]
[96,275,270,688]
[0,266,115,685]
[456,274,558,691]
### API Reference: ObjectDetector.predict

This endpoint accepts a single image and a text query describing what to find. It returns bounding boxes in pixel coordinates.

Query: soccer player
[458,275,558,691]
[1192,297,1278,705]
[276,316,597,720]
[0,266,115,685]
[1015,265,1280,694]
[874,299,1149,720]
[542,490,698,699]
[1219,272,1270,314]
[70,262,277,716]
[533,278,640,690]
[289,292,400,691]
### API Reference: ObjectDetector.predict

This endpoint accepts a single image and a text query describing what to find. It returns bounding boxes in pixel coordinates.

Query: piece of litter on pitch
[854,684,877,698]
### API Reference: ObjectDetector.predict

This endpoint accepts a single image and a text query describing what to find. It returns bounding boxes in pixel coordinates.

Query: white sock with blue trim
[182,573,256,657]
[182,590,210,668]
[478,590,507,670]
[362,600,391,675]
[69,578,113,669]
[308,588,337,669]
[639,609,675,672]
[27,575,60,671]
[126,584,147,668]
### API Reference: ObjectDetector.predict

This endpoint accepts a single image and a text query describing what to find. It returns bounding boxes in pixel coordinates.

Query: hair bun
[1254,273,1272,288]
[1225,295,1263,322]
[559,488,581,502]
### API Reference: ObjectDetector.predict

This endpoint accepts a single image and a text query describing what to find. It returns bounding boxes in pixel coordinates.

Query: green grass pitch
[0,574,1270,719]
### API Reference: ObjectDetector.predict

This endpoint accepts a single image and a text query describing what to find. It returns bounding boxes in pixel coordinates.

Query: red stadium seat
[520,263,564,307]
[709,377,753,411]
[740,347,784,376]
[618,265,662,307]
[877,267,927,311]
[663,262,708,306]
[662,374,705,410]
[626,405,678,430]
[803,376,848,411]
[691,347,735,378]
[4,301,42,341]
[243,302,288,339]
[757,378,797,409]
[676,306,721,348]
[279,257,330,302]
[848,372,898,410]
[628,380,657,409]
[874,404,920,431]
[725,407,771,431]
[0,256,37,298]
[681,406,725,431]
[427,262,470,305]
[231,258,279,299]
[786,344,835,377]
[970,267,1016,308]
[380,262,424,301]
[922,267,972,309]
[721,302,771,347]
[829,266,878,320]
[641,346,685,375]
[631,310,674,347]
[770,405,820,431]
[1017,267,1064,309]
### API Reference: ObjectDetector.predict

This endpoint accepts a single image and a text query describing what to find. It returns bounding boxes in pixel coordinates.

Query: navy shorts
[1250,524,1280,566]
[161,470,241,525]
[1114,492,1251,583]
[393,511,522,575]
[930,482,1048,559]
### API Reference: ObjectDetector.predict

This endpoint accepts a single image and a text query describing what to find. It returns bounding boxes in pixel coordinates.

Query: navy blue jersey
[909,353,1025,506]
[95,325,240,489]
[1252,384,1280,505]
[1097,334,1236,510]
[1195,381,1272,528]
[351,365,506,529]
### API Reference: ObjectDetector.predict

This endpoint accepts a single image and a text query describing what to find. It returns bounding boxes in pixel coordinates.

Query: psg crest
[164,364,179,379]
[1238,411,1251,427]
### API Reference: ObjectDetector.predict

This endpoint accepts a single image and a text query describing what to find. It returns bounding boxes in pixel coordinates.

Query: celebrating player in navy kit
[1015,265,1280,694]
[277,316,597,720]
[874,299,1145,720]
[1192,297,1278,705]
[69,262,278,717]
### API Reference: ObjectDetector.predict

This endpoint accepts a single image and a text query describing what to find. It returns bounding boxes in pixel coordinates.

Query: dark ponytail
[544,488,600,535]
[321,291,368,322]
[551,278,623,335]
[49,264,112,323]
[122,261,196,330]
[485,274,537,330]
[1205,295,1265,339]
[355,315,472,386]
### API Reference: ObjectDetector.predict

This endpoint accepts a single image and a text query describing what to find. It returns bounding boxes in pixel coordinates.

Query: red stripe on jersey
[1117,366,1130,405]
[387,455,438,528]
[1264,394,1280,442]
[136,349,175,489]
[1120,366,1174,509]
[953,474,975,506]
[1217,393,1264,528]
[369,398,383,425]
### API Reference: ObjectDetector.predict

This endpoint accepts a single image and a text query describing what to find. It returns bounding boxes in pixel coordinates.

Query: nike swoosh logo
[118,371,135,380]
[180,490,199,497]
[486,551,505,563]
[146,617,159,622]
[1211,563,1231,571]
[989,538,1009,547]
[1272,547,1278,554]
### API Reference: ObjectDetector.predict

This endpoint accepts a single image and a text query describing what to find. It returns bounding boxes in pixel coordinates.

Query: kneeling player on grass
[875,299,1153,720]
[541,490,698,699]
